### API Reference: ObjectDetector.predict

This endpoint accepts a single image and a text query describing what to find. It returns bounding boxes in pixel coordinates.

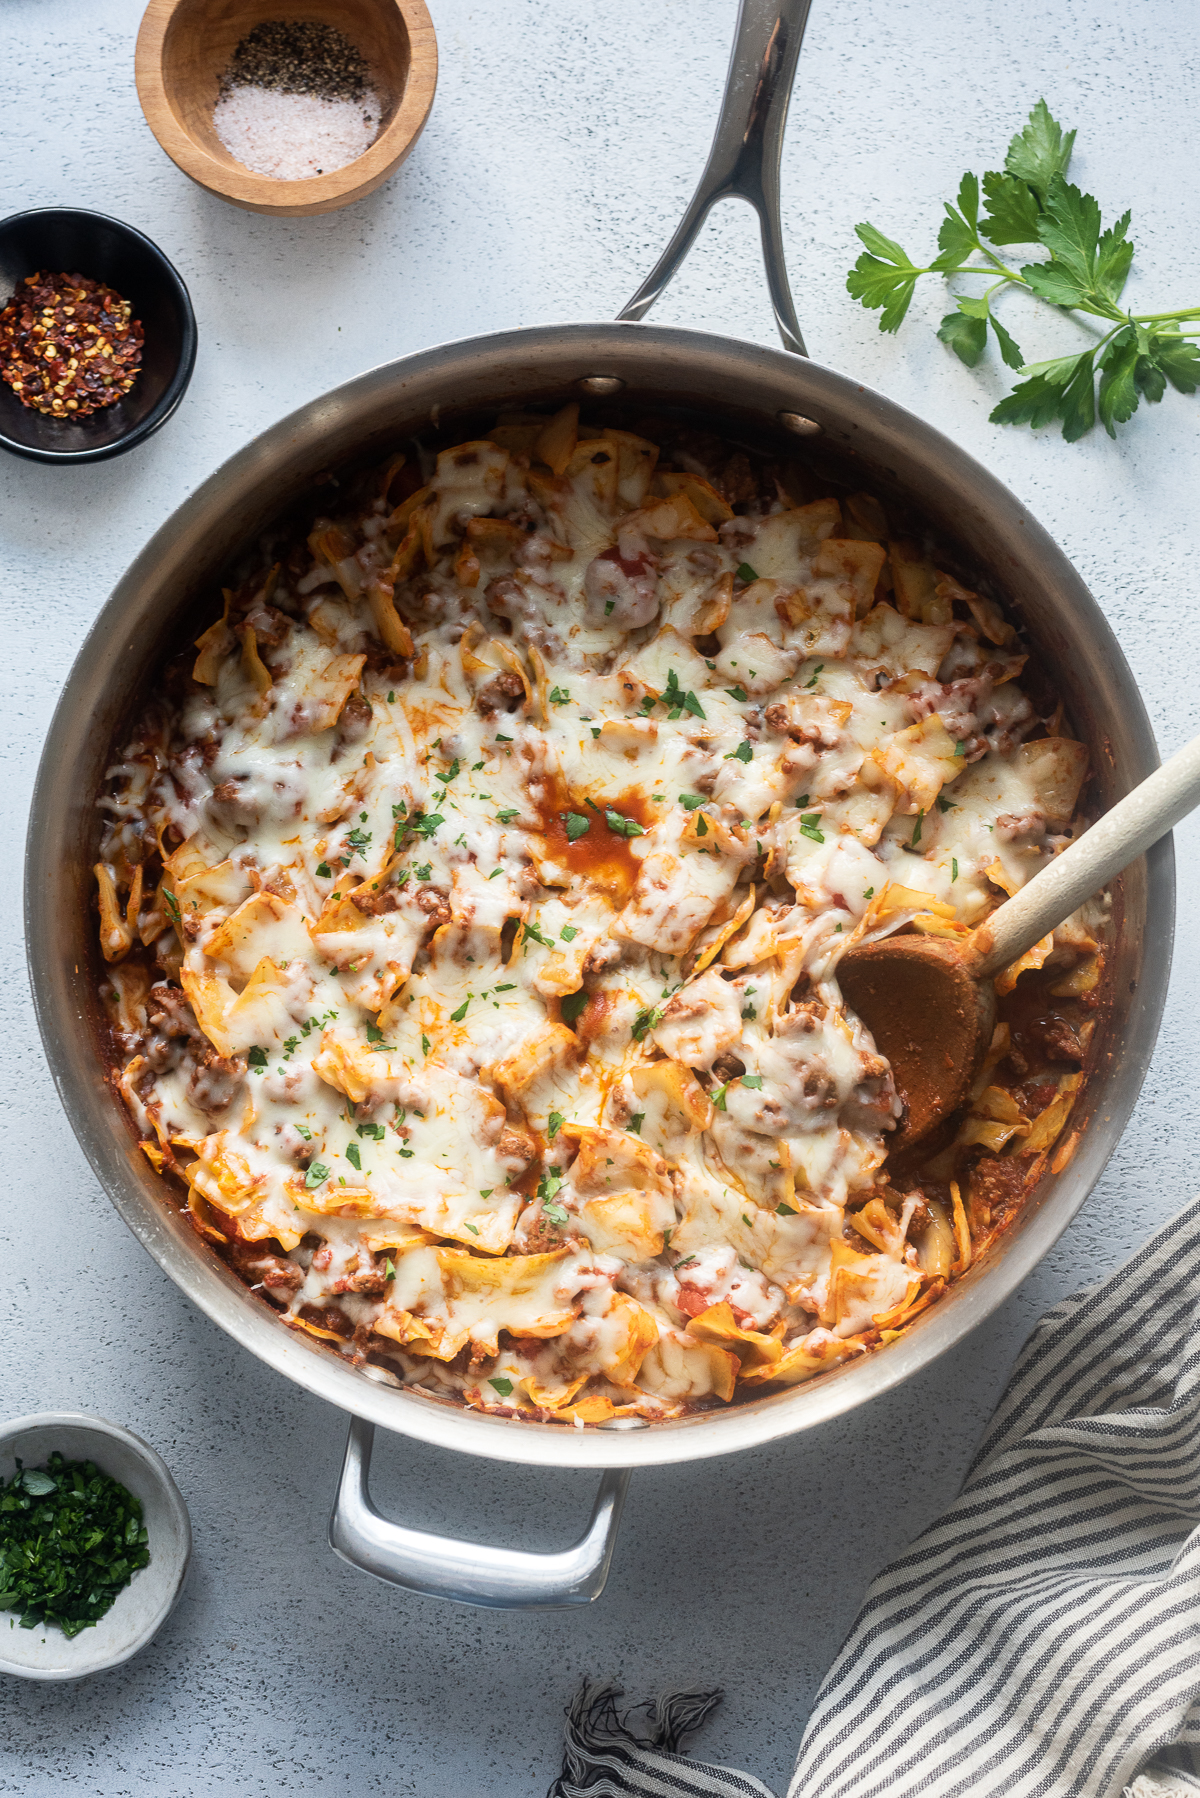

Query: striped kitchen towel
[551,1196,1200,1798]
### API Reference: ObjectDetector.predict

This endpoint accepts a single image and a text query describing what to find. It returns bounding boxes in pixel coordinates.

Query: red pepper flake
[0,270,144,419]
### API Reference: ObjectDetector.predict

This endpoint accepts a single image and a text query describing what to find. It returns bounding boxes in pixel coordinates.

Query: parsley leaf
[725,685,749,703]
[725,740,753,763]
[848,99,1200,441]
[305,1161,330,1188]
[605,808,645,838]
[547,1111,563,1141]
[549,685,571,705]
[563,811,590,841]
[736,562,758,583]
[346,1142,362,1171]
[488,1377,514,1398]
[0,1453,150,1636]
[561,990,589,1023]
[450,997,471,1023]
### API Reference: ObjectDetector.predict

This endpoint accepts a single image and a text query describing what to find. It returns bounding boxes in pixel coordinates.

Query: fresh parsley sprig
[847,100,1200,441]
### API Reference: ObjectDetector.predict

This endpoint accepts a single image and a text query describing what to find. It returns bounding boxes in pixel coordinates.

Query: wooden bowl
[135,0,437,217]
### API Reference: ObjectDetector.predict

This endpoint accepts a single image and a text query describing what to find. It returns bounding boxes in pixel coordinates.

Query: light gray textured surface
[2,1,1198,1792]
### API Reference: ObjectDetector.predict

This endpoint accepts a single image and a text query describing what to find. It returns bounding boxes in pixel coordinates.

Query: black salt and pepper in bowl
[0,1412,191,1679]
[0,208,197,465]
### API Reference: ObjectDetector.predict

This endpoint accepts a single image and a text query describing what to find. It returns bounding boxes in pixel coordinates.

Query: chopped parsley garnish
[497,808,520,824]
[590,727,601,739]
[711,1082,730,1111]
[357,1122,385,1140]
[547,1111,564,1141]
[805,663,824,689]
[450,997,471,1022]
[0,1454,150,1636]
[937,795,957,813]
[954,740,966,756]
[604,599,615,614]
[414,861,432,881]
[305,1161,330,1188]
[605,808,645,838]
[777,1201,798,1217]
[495,733,513,742]
[543,1201,569,1226]
[559,924,579,942]
[162,888,181,925]
[726,740,753,763]
[345,826,371,854]
[695,813,709,836]
[410,812,444,838]
[366,1022,396,1050]
[346,1142,362,1171]
[464,1223,479,1236]
[736,562,758,583]
[436,758,460,785]
[522,921,555,950]
[549,685,571,705]
[489,1377,514,1397]
[741,1003,757,1021]
[725,685,749,703]
[315,862,332,879]
[384,1258,396,1280]
[864,885,875,899]
[247,1046,268,1069]
[421,1033,431,1056]
[632,1001,665,1041]
[741,1074,764,1090]
[952,857,959,882]
[628,1113,645,1135]
[563,811,590,841]
[799,811,825,844]
[679,793,705,811]
[661,667,706,721]
[495,982,516,992]
[538,1166,564,1203]
[561,990,589,1023]
[910,809,925,849]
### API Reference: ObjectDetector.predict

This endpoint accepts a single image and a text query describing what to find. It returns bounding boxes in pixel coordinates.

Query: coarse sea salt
[212,86,381,181]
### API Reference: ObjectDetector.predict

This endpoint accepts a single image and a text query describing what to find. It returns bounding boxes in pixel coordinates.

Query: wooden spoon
[838,732,1200,1151]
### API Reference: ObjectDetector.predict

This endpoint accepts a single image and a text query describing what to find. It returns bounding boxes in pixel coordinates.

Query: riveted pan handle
[619,0,813,355]
[328,1417,631,1609]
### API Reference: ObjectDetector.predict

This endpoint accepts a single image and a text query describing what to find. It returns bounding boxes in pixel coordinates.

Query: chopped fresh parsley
[305,1161,330,1188]
[736,562,758,583]
[864,885,875,899]
[410,812,444,838]
[421,1033,431,1056]
[725,684,749,703]
[910,809,925,849]
[726,740,753,763]
[247,1046,267,1069]
[695,813,709,836]
[522,921,555,950]
[366,1022,396,1050]
[495,982,516,992]
[315,862,332,879]
[549,685,571,705]
[628,1113,645,1136]
[384,1258,396,1280]
[937,795,958,813]
[711,1082,730,1111]
[450,997,471,1023]
[563,811,590,841]
[604,599,615,614]
[346,1142,362,1171]
[805,663,824,689]
[495,733,513,742]
[741,1074,764,1090]
[489,1377,514,1398]
[559,924,579,942]
[776,1201,798,1217]
[952,857,960,882]
[605,808,645,838]
[679,793,705,811]
[357,1122,385,1141]
[497,808,520,825]
[543,1200,569,1226]
[561,990,589,1023]
[799,810,825,844]
[741,1003,757,1021]
[547,1111,564,1141]
[345,826,371,854]
[0,1454,150,1636]
[538,1166,564,1203]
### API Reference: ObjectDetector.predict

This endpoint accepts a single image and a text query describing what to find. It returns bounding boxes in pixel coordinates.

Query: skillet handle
[328,1416,631,1610]
[619,0,812,355]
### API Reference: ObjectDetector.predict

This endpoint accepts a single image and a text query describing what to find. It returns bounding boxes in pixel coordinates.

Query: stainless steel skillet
[25,0,1171,1608]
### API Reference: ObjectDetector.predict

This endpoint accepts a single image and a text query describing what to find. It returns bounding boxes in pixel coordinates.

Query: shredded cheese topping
[96,410,1098,1426]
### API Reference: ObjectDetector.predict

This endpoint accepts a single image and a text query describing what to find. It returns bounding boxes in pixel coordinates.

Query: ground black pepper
[220,19,370,103]
[0,271,143,418]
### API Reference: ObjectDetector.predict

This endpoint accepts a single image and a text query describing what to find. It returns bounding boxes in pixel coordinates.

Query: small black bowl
[0,208,197,465]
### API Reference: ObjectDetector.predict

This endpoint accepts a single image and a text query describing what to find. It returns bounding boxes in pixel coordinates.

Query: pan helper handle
[328,1417,632,1609]
[619,0,813,355]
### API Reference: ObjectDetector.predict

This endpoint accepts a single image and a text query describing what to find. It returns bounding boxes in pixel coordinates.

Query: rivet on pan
[777,411,822,435]
[579,375,625,395]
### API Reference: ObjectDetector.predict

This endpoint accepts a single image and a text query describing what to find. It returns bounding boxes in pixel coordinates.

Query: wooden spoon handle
[973,731,1200,981]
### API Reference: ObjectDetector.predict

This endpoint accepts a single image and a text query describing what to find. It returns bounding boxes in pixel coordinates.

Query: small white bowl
[0,1413,191,1680]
